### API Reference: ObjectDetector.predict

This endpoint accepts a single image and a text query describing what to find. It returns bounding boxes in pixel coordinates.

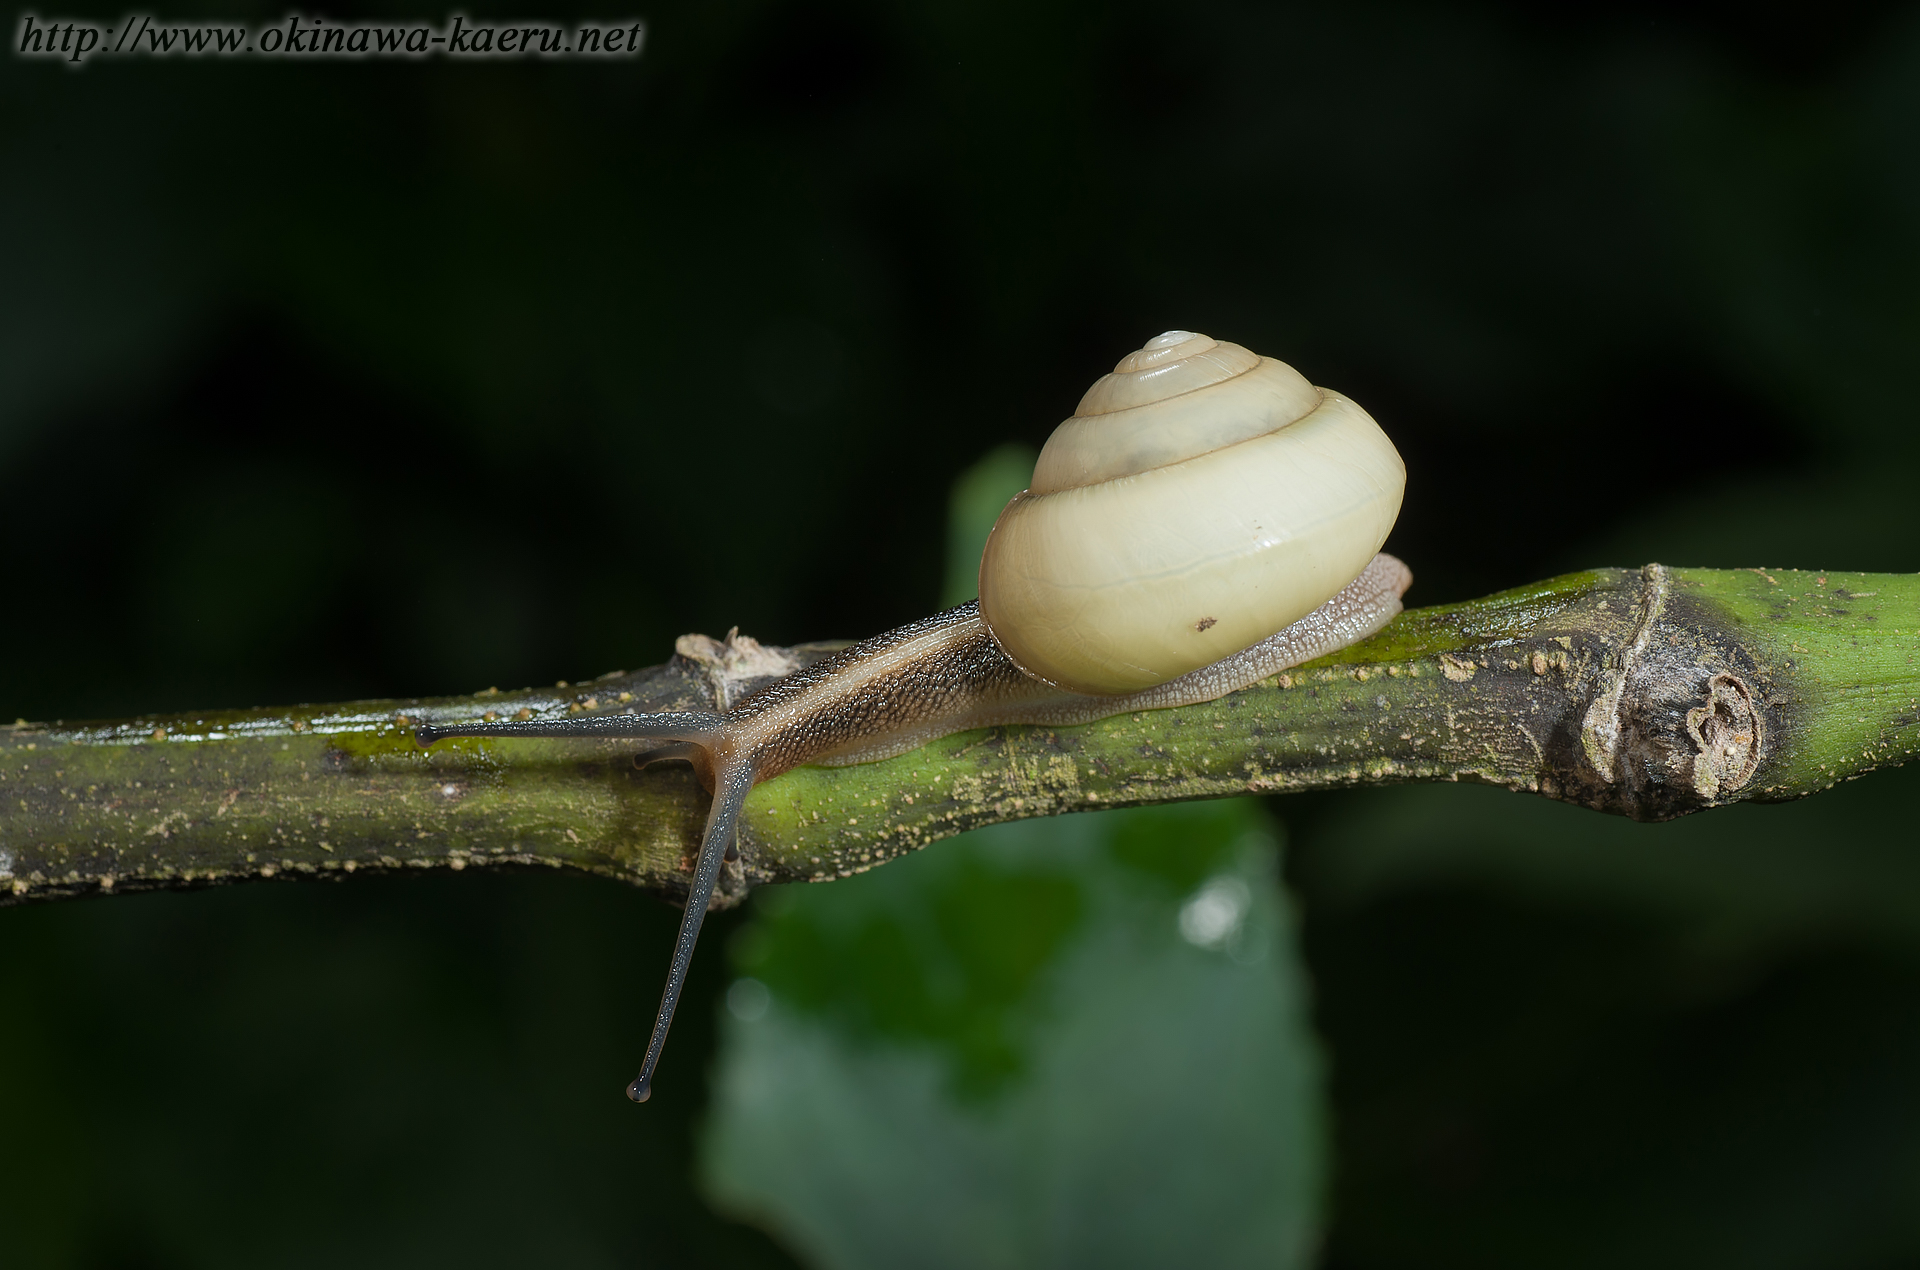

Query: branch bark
[4,566,1916,910]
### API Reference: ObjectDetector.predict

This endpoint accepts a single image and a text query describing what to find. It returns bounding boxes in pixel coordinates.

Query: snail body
[418,331,1410,1103]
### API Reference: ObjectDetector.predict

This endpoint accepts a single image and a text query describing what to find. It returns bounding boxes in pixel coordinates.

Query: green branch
[4,566,1916,909]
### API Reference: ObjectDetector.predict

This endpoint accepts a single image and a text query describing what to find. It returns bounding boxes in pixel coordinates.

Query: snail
[418,330,1410,1102]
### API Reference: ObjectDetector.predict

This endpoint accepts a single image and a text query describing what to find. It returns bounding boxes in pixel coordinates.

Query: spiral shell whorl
[980,331,1406,696]
[1031,333,1323,494]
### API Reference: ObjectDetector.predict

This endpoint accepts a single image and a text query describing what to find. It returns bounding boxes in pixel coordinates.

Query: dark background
[4,0,1920,1265]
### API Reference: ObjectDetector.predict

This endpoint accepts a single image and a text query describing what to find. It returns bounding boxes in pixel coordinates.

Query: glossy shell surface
[978,331,1405,695]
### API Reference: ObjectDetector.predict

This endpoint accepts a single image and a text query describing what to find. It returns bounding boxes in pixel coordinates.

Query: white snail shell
[977,331,1406,695]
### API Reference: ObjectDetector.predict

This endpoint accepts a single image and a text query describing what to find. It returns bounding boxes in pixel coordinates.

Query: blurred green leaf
[1106,799,1252,896]
[701,804,1325,1270]
[733,853,1084,1098]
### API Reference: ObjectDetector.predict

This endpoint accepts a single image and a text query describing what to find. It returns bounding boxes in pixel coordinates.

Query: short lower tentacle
[634,742,704,768]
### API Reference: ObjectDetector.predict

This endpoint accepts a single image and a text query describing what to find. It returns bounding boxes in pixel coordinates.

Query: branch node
[1686,672,1763,799]
[1580,563,1670,784]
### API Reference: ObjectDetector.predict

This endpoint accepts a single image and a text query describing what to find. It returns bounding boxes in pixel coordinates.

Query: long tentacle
[415,711,724,747]
[627,754,755,1103]
[417,709,755,1102]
